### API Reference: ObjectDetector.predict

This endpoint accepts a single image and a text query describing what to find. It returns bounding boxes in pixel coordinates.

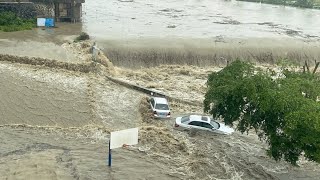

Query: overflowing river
[82,0,320,39]
[80,0,320,68]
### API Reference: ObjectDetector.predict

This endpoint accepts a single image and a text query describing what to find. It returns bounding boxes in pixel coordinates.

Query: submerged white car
[174,115,234,135]
[148,97,171,119]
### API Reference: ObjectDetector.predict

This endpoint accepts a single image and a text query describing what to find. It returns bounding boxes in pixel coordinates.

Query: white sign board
[37,18,46,27]
[110,128,138,149]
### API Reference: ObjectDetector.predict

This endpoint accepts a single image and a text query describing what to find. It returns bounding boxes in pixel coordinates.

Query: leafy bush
[0,11,35,32]
[74,32,90,42]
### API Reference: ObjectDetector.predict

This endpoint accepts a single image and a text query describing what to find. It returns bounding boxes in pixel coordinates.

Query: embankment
[99,38,320,68]
[0,54,96,73]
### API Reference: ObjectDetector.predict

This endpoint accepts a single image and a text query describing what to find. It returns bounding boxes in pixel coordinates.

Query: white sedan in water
[174,115,234,135]
[148,96,171,119]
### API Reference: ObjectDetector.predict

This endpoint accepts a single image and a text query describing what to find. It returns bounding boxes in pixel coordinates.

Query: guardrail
[105,75,203,107]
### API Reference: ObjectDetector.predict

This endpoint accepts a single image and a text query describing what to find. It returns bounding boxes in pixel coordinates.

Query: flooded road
[0,126,178,180]
[1,96,320,180]
[0,61,142,129]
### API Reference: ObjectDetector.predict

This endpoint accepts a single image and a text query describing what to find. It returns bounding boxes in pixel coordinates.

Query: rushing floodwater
[82,0,320,39]
[1,1,320,179]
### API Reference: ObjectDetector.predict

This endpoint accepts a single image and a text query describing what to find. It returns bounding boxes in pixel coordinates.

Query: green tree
[204,60,320,165]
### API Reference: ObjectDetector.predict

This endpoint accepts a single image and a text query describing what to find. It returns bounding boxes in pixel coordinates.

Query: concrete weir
[0,0,85,22]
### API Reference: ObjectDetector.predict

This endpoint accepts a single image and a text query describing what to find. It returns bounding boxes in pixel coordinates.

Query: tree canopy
[204,60,320,165]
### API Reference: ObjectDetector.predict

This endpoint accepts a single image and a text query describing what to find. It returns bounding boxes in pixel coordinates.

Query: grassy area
[0,12,36,32]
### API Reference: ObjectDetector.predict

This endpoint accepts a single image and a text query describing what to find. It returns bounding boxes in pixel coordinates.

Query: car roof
[153,97,168,104]
[189,115,210,122]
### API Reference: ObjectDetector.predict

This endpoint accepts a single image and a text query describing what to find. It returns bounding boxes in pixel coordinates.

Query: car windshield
[181,116,190,123]
[155,103,169,110]
[210,121,220,129]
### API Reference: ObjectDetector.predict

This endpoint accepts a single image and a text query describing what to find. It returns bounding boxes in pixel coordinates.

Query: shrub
[0,11,35,32]
[74,32,90,42]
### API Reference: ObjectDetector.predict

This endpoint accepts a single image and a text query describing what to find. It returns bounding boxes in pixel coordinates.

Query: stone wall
[0,2,54,18]
[33,2,54,17]
[0,3,37,19]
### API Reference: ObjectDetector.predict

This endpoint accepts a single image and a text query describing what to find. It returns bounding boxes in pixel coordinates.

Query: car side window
[188,121,202,127]
[201,122,213,129]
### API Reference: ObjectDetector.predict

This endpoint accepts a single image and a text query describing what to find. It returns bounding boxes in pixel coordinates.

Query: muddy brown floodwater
[0,60,142,129]
[0,126,178,180]
[1,53,320,179]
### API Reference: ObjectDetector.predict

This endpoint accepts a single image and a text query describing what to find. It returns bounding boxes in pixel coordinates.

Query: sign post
[108,128,139,167]
[108,140,112,166]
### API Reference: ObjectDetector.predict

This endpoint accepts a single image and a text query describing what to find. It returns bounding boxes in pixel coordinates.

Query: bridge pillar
[53,1,83,22]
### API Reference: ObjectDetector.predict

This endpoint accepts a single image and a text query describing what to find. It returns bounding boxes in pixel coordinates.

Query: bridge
[0,0,85,22]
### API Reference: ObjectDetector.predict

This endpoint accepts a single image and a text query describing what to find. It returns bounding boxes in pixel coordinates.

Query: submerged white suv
[149,97,171,119]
